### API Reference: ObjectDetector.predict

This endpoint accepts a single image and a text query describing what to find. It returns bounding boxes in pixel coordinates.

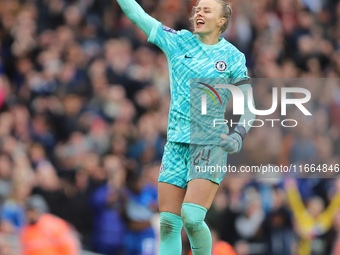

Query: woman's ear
[218,17,226,28]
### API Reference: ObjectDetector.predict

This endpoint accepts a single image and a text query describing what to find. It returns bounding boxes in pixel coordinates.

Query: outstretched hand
[219,133,242,154]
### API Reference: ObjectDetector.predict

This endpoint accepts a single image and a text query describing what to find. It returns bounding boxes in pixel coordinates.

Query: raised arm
[116,0,160,37]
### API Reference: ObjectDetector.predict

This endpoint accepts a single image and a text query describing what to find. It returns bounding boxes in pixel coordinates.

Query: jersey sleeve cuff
[147,21,161,44]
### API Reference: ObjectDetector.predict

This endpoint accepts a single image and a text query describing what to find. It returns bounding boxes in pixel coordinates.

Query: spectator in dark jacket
[90,167,126,255]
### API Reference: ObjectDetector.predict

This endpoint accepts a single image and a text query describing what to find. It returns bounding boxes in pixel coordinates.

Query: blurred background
[0,0,340,254]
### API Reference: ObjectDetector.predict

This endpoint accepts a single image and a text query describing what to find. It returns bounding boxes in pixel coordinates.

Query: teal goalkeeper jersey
[117,0,251,145]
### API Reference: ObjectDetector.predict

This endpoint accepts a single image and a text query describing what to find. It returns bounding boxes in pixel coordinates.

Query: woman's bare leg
[158,182,186,215]
[183,178,219,209]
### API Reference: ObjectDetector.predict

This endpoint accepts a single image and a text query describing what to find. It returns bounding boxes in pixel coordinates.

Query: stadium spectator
[21,195,80,255]
[0,176,32,234]
[285,179,340,255]
[90,164,126,255]
[123,165,158,255]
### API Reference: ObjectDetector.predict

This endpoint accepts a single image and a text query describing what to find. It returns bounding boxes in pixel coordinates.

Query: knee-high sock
[158,212,183,255]
[181,203,212,255]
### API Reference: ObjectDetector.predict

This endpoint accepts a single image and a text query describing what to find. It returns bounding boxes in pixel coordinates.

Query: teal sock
[181,203,212,255]
[159,212,183,255]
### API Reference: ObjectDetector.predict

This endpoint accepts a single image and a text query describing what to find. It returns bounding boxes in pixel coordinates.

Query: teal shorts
[158,141,228,189]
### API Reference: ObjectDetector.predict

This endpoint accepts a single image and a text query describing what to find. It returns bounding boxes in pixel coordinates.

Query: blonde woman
[116,0,255,254]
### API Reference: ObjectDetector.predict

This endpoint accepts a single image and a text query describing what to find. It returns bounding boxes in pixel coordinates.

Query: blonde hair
[191,0,233,34]
[216,0,232,34]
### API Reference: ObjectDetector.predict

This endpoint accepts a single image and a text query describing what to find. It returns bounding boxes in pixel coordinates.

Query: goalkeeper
[116,0,255,254]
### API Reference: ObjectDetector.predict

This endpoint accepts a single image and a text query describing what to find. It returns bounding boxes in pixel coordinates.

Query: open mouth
[196,19,205,28]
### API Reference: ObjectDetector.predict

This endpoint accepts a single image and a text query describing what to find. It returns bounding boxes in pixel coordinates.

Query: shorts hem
[187,177,221,185]
[158,180,187,189]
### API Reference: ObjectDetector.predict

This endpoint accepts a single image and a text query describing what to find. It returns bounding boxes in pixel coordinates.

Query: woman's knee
[181,203,207,235]
[160,212,183,238]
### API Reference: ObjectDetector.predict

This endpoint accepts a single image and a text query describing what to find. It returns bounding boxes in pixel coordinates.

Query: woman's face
[193,0,224,35]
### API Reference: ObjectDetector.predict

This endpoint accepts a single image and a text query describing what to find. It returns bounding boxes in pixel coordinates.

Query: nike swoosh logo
[185,54,193,58]
[192,246,203,250]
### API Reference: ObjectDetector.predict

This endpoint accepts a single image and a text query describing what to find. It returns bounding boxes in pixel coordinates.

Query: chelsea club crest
[215,60,227,72]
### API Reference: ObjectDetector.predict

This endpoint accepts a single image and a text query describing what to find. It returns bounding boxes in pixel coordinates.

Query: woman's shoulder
[174,29,194,38]
[222,40,246,61]
[177,29,192,34]
[223,39,243,53]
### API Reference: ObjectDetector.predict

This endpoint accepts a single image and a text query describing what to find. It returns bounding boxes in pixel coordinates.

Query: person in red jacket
[21,195,80,255]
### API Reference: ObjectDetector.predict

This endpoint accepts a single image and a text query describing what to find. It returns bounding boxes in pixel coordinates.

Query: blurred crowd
[0,0,339,254]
